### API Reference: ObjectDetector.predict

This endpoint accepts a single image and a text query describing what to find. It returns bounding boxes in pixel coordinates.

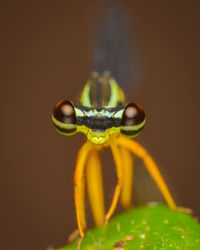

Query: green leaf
[57,204,200,249]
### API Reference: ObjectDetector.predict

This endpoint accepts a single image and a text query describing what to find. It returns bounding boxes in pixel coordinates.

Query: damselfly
[51,1,176,248]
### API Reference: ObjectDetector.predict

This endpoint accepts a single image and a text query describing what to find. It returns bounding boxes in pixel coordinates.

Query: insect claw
[176,206,193,214]
[77,236,84,250]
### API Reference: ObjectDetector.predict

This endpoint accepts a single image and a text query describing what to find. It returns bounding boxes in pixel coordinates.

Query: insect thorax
[79,75,125,108]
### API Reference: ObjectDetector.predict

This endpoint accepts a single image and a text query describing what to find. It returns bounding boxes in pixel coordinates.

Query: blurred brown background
[1,1,200,250]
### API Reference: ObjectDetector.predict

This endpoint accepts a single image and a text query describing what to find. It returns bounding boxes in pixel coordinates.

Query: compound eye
[121,103,145,126]
[53,100,76,124]
[52,100,77,135]
[120,103,145,138]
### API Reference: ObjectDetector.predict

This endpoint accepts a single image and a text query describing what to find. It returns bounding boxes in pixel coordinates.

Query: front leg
[86,148,105,226]
[119,146,134,209]
[74,141,93,239]
[105,139,124,225]
[117,135,176,210]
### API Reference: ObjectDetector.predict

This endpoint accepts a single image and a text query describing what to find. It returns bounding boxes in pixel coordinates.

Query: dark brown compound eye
[52,100,77,136]
[121,103,145,126]
[120,103,145,138]
[53,100,77,125]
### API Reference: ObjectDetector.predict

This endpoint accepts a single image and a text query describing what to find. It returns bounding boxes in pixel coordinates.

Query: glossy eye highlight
[120,103,145,138]
[52,100,77,135]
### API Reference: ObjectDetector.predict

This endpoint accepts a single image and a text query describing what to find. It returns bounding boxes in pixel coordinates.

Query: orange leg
[116,135,176,210]
[105,139,124,225]
[86,148,105,226]
[119,146,134,209]
[74,140,94,238]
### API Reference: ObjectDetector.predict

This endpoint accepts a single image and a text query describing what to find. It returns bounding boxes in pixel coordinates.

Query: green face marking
[52,75,145,144]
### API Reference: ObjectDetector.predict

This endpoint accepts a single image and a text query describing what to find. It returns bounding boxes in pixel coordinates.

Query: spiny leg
[86,148,105,226]
[116,135,176,210]
[105,139,124,225]
[119,146,134,209]
[74,140,94,238]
